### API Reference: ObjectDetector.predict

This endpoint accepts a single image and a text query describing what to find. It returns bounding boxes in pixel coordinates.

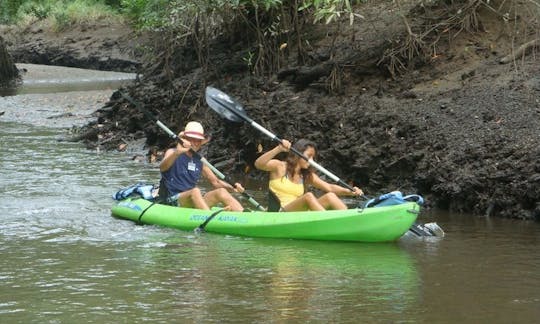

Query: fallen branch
[499,39,539,64]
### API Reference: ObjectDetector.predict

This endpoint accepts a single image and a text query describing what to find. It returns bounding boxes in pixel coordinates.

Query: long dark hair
[285,139,317,189]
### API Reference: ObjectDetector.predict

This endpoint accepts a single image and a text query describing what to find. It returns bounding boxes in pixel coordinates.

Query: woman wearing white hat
[160,121,245,211]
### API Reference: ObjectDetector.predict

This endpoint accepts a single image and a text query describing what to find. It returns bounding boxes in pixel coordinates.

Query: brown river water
[0,64,539,323]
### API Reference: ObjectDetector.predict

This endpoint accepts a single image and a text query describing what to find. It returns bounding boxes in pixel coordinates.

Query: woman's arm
[311,173,363,196]
[254,140,291,171]
[202,164,244,192]
[160,142,190,172]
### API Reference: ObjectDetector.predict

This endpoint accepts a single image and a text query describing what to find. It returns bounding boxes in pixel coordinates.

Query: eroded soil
[1,20,142,72]
[2,2,539,220]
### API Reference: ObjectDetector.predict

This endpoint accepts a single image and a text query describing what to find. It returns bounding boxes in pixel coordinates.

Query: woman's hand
[279,139,291,152]
[233,182,245,193]
[255,139,291,171]
[351,186,364,197]
[176,139,191,154]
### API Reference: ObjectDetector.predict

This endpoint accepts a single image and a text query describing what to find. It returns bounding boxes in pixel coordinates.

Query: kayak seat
[268,190,282,212]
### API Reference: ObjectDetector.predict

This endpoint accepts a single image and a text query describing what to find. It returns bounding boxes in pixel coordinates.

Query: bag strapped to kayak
[363,191,424,208]
[113,182,158,201]
[362,191,445,238]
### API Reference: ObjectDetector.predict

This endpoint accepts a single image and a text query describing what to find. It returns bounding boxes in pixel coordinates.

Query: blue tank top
[161,153,203,196]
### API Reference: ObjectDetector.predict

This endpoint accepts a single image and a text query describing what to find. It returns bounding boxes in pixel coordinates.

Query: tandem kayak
[111,198,420,242]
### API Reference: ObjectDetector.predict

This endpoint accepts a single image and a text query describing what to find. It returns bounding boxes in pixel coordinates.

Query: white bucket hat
[180,121,206,140]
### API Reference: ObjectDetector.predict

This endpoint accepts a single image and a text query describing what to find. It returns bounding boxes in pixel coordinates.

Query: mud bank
[4,2,540,220]
[1,21,142,72]
[80,58,539,220]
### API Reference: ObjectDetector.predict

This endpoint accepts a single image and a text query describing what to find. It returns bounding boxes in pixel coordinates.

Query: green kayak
[111,198,419,242]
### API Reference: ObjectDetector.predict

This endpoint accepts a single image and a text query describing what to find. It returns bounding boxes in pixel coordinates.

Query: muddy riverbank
[2,2,539,220]
[1,21,142,72]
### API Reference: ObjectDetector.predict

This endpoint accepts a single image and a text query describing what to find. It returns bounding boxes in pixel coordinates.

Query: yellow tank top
[269,175,304,206]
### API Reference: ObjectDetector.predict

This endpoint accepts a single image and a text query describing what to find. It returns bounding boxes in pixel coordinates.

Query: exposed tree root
[499,38,539,64]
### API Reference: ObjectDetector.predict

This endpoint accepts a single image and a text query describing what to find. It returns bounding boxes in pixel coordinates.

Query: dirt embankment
[1,21,142,72]
[4,2,540,220]
[0,35,19,84]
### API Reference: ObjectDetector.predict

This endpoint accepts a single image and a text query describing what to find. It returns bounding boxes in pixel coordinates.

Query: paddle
[120,91,266,211]
[205,86,357,192]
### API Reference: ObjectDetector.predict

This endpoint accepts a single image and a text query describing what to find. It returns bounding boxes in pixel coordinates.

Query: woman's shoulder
[266,158,286,167]
[163,147,177,157]
[268,159,287,175]
[274,159,287,169]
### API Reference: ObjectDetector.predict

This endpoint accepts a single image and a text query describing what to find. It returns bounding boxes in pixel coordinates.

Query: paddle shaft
[121,92,265,211]
[215,98,356,192]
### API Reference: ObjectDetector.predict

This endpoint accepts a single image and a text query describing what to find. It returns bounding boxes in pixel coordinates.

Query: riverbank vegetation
[3,0,538,79]
[0,0,121,31]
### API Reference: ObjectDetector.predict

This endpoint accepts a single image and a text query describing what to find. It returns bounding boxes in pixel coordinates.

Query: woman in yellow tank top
[255,139,363,211]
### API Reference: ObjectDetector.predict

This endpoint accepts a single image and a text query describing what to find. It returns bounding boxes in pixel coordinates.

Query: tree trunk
[0,36,19,85]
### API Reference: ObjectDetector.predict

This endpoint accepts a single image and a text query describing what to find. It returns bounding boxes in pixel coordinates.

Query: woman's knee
[303,192,324,210]
[321,192,346,209]
[206,188,231,202]
[191,187,203,196]
[216,188,230,198]
[303,192,317,201]
[322,192,339,200]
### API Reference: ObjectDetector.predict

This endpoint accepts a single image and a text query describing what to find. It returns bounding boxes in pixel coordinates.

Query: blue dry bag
[113,182,156,200]
[363,191,424,208]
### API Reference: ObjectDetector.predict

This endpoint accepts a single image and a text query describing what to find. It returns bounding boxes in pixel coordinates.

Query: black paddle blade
[205,86,247,123]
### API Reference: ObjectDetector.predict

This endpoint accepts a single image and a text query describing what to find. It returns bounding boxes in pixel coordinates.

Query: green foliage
[0,0,22,23]
[250,0,283,11]
[17,0,53,19]
[1,0,364,30]
[118,0,287,30]
[104,0,122,8]
[0,0,120,26]
[52,10,70,30]
[0,0,368,78]
[120,0,173,29]
[1,0,366,28]
[300,0,365,25]
[120,0,148,21]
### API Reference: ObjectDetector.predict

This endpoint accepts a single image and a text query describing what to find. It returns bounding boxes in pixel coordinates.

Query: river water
[1,65,539,323]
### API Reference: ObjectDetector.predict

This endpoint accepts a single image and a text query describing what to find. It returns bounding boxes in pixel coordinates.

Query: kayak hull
[111,198,419,242]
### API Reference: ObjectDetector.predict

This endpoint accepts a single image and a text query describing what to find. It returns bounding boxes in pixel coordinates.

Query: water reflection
[119,235,419,322]
[0,221,420,322]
